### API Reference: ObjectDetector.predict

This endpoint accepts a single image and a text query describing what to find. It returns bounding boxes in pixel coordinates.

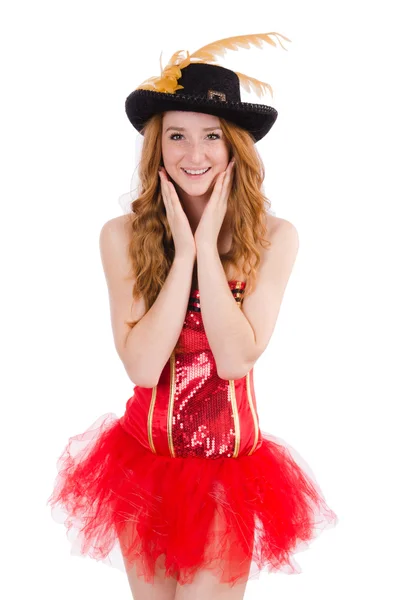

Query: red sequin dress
[48,280,338,586]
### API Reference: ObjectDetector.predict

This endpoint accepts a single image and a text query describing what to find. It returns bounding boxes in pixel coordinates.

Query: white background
[1,0,396,598]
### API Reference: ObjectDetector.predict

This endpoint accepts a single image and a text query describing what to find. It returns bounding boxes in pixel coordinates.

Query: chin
[179,185,211,197]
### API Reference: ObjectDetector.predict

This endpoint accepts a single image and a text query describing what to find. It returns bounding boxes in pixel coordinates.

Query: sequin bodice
[120,281,263,459]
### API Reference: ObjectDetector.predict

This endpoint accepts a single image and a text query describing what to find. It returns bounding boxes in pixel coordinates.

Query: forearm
[125,254,195,387]
[196,244,256,380]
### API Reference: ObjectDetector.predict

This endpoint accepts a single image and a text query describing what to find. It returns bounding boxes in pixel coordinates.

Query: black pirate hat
[125,32,291,143]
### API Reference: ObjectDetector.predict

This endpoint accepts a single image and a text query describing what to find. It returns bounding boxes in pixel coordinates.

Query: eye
[169,133,221,140]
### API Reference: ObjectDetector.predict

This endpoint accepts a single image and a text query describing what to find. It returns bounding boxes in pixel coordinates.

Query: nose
[184,142,208,165]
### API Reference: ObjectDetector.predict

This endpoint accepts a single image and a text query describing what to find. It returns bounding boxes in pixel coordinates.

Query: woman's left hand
[194,159,235,249]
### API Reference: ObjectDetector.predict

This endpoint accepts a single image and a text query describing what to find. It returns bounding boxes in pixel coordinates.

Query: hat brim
[125,90,278,143]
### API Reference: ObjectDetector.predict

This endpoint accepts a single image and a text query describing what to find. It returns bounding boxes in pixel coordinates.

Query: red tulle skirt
[47,413,338,586]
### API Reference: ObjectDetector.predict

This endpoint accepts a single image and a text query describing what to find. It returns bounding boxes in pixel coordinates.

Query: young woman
[48,33,338,600]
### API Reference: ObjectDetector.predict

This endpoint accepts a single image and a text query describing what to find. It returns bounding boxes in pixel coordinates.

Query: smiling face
[161,111,230,201]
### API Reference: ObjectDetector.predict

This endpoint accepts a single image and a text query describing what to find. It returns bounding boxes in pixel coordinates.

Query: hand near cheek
[194,159,235,248]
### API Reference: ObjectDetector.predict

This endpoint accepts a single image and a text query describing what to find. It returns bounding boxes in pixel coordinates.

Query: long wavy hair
[124,111,273,352]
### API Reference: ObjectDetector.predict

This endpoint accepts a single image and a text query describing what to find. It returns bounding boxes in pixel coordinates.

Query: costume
[48,33,338,587]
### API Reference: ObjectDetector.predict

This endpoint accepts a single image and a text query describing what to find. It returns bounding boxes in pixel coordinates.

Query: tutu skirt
[48,412,338,586]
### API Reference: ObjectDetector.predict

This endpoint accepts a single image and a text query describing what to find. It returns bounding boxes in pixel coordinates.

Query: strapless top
[119,280,263,460]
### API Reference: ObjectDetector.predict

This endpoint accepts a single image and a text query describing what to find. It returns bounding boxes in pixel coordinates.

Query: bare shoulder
[266,213,298,242]
[101,213,135,239]
[254,213,299,278]
[99,213,136,284]
[263,214,299,261]
[100,214,136,253]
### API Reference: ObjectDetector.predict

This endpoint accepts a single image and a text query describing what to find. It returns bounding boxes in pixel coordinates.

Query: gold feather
[187,32,291,99]
[234,71,274,99]
[135,32,291,95]
[136,50,192,93]
[189,32,291,63]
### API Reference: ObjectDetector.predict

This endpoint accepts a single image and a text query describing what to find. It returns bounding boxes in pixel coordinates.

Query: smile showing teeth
[182,167,210,175]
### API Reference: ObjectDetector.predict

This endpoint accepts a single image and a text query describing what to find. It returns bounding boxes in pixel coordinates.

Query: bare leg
[118,519,178,600]
[174,565,251,600]
[174,500,253,600]
[123,552,178,600]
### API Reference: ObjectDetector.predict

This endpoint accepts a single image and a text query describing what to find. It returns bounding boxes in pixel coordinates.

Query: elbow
[119,345,160,388]
[125,364,159,389]
[217,362,253,381]
[128,373,159,388]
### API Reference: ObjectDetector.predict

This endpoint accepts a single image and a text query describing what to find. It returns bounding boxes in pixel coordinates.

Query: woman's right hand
[159,167,196,259]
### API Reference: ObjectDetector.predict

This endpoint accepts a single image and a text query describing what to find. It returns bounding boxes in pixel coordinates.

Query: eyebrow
[165,126,222,132]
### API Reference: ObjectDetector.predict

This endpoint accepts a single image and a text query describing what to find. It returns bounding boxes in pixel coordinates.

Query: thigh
[174,562,251,600]
[118,519,178,600]
[174,500,253,600]
[123,552,178,600]
[174,566,250,600]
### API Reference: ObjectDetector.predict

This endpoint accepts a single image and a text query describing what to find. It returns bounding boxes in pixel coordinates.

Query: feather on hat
[136,32,290,96]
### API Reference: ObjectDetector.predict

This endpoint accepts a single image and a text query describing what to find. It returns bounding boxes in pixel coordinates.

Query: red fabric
[119,282,261,460]
[48,281,338,585]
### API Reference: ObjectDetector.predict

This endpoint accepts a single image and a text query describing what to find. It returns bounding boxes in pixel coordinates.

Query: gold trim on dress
[246,370,259,455]
[229,379,241,457]
[148,385,158,454]
[167,351,176,457]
